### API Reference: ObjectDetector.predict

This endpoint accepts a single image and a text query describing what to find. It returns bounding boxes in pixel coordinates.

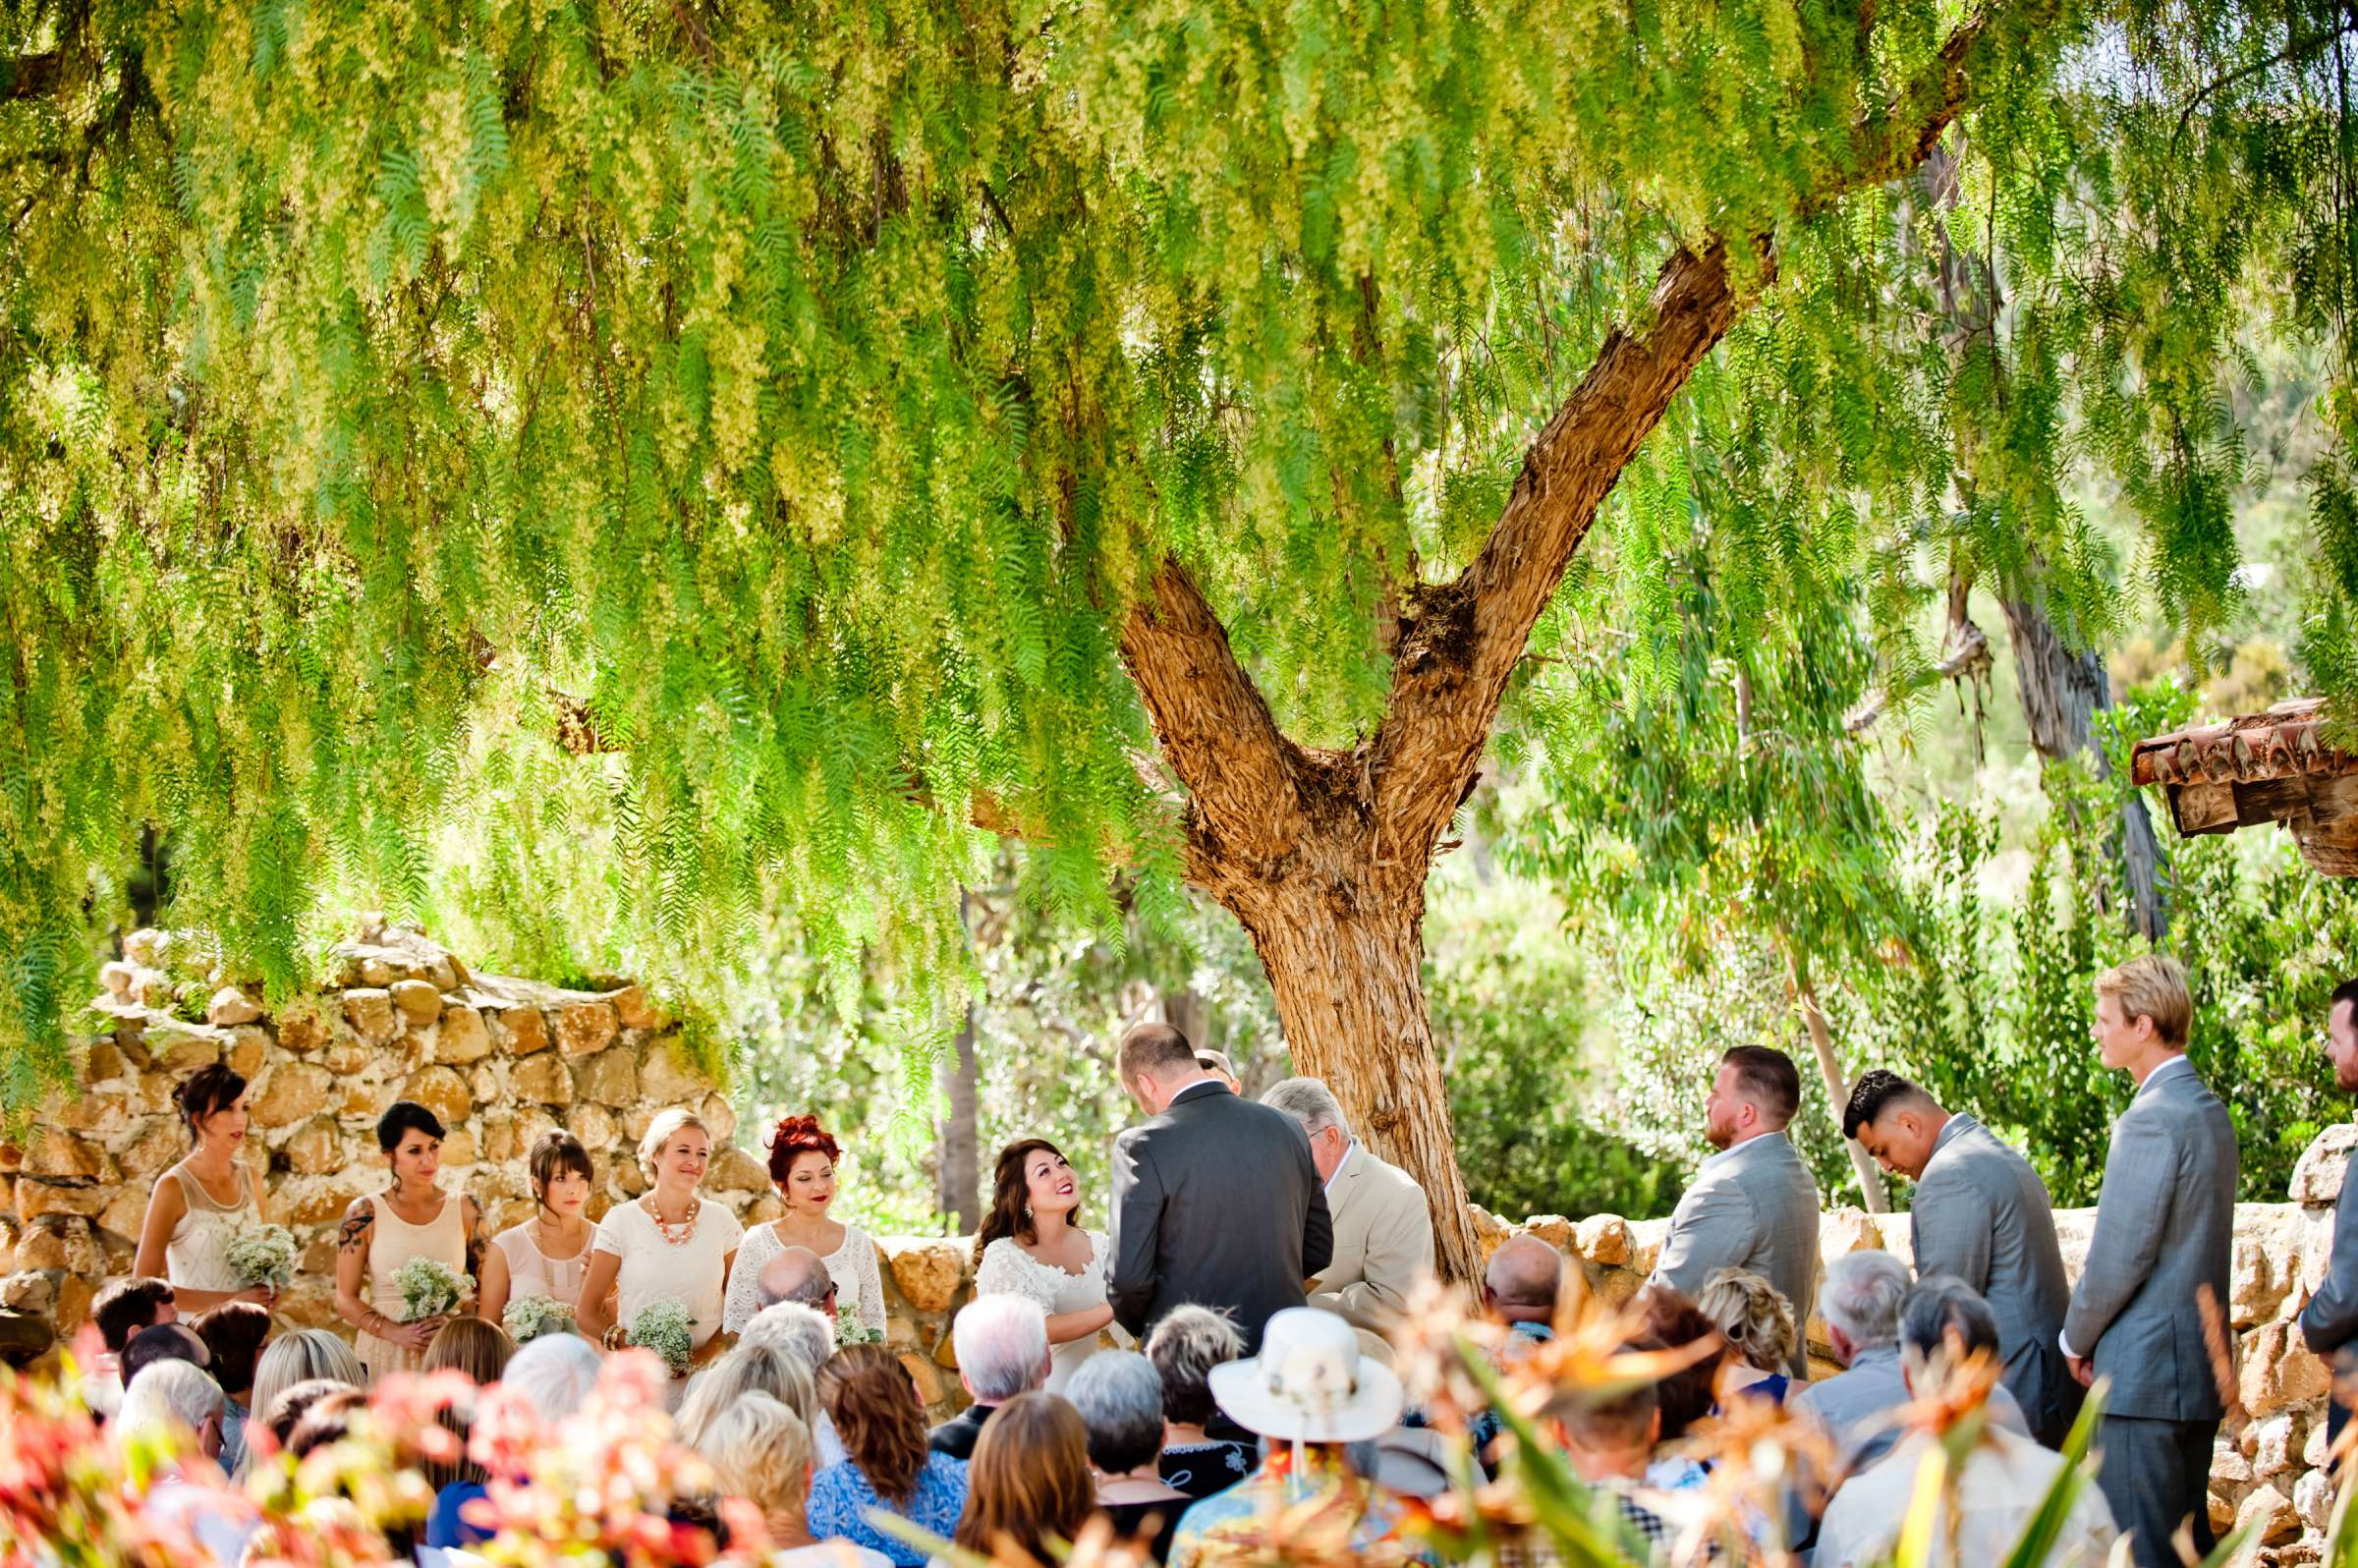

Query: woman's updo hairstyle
[528,1130,594,1209]
[638,1106,711,1182]
[764,1115,841,1189]
[376,1099,447,1154]
[175,1064,248,1144]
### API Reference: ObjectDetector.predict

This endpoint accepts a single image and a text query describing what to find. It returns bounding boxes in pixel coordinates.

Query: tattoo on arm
[338,1206,374,1254]
[464,1203,484,1283]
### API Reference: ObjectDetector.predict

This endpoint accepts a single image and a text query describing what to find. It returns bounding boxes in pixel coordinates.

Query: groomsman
[1842,1069,2074,1444]
[2298,979,2358,1448]
[2062,955,2237,1568]
[1651,1046,1820,1378]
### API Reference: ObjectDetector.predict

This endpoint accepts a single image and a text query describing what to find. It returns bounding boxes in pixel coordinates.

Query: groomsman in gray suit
[2297,979,2358,1448]
[1842,1068,2075,1444]
[1651,1046,1820,1379]
[2062,955,2238,1568]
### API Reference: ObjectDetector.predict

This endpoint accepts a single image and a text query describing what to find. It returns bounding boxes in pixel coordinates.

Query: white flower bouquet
[836,1306,881,1347]
[502,1293,576,1344]
[391,1257,469,1321]
[628,1298,697,1377]
[224,1222,297,1291]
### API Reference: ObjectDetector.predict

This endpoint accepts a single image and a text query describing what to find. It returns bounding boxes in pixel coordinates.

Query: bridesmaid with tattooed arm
[336,1100,482,1382]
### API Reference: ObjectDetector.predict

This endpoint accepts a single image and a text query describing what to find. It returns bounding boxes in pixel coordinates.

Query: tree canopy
[2,0,2353,1247]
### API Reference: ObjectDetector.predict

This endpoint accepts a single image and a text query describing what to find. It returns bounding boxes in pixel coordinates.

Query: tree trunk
[1999,591,2170,940]
[1787,947,1888,1213]
[935,1003,982,1233]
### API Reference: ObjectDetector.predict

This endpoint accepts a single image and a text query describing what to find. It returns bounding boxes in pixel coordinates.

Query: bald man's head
[1484,1236,1564,1323]
[759,1245,836,1312]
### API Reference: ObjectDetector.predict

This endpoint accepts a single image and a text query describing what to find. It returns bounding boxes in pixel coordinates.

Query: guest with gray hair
[926,1294,1048,1461]
[743,1301,837,1373]
[1068,1351,1190,1559]
[1801,1263,2029,1473]
[503,1332,604,1424]
[1260,1077,1433,1335]
[1145,1306,1253,1500]
[119,1360,259,1564]
[679,1344,816,1451]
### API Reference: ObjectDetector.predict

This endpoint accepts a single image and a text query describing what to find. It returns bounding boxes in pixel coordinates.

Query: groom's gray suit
[2062,1054,2237,1568]
[1651,1129,1821,1378]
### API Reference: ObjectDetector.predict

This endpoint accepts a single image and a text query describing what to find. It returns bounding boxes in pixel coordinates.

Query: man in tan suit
[1262,1077,1435,1332]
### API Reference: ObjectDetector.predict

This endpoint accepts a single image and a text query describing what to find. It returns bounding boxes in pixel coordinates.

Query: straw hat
[1207,1309,1404,1444]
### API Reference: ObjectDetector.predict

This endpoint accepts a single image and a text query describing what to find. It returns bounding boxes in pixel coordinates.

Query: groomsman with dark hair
[1843,1069,2075,1444]
[2061,954,2237,1568]
[2299,978,2358,1450]
[1650,1045,1820,1380]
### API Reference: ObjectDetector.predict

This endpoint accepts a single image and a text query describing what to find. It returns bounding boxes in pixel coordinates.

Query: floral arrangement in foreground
[836,1306,881,1348]
[224,1222,298,1293]
[389,1258,468,1321]
[629,1298,697,1377]
[501,1293,576,1345]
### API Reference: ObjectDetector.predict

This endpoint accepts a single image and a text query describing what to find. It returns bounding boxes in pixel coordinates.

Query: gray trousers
[2097,1414,2220,1568]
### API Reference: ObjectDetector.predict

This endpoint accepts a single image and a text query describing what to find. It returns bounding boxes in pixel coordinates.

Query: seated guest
[123,1321,211,1389]
[250,1328,366,1431]
[1814,1276,2117,1566]
[192,1301,271,1475]
[423,1316,516,1381]
[284,1387,368,1459]
[421,1317,519,1551]
[503,1332,604,1424]
[1797,1254,2029,1474]
[1692,1267,1798,1404]
[86,1276,177,1417]
[928,1295,1049,1460]
[116,1360,258,1564]
[758,1245,840,1317]
[679,1345,816,1451]
[742,1301,849,1465]
[1067,1351,1191,1559]
[942,1392,1095,1566]
[1262,1077,1435,1337]
[809,1343,970,1566]
[255,1378,354,1460]
[705,1392,889,1566]
[1167,1309,1413,1568]
[1546,1378,1701,1557]
[1470,1235,1568,1462]
[1145,1306,1252,1500]
[1631,1287,1726,1491]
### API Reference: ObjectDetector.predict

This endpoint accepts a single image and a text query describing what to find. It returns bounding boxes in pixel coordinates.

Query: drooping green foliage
[0,0,2351,1118]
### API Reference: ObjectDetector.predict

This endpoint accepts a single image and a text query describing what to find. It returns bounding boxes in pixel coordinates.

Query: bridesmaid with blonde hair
[134,1063,275,1314]
[579,1107,742,1401]
[335,1100,482,1382]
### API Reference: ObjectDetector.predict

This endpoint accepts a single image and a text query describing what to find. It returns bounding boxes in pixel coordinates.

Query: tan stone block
[574,1046,639,1106]
[205,986,262,1028]
[442,1128,478,1167]
[276,1005,329,1053]
[25,1130,106,1181]
[900,1351,944,1406]
[124,928,162,966]
[84,1039,129,1085]
[886,1238,968,1316]
[745,1194,785,1227]
[437,1005,492,1065]
[0,1144,17,1173]
[609,986,669,1031]
[707,1148,768,1195]
[52,1270,93,1336]
[1819,1206,1883,1260]
[2293,1122,2358,1206]
[401,1065,474,1131]
[52,1091,132,1142]
[0,1216,15,1274]
[491,1006,549,1055]
[568,1103,620,1151]
[2254,1413,2301,1478]
[15,1219,71,1271]
[97,1184,148,1243]
[1575,1215,1632,1267]
[638,1041,709,1105]
[615,1159,648,1198]
[278,1177,364,1228]
[390,979,444,1026]
[338,1077,386,1120]
[513,1053,571,1106]
[115,1122,186,1181]
[2243,1320,2334,1417]
[224,1024,270,1080]
[555,1002,618,1056]
[1519,1213,1573,1251]
[621,1106,653,1142]
[2297,1466,2336,1529]
[701,1092,738,1145]
[150,1019,224,1071]
[252,1060,336,1125]
[1,1270,56,1315]
[1595,1267,1644,1309]
[2237,1482,2301,1545]
[286,1117,341,1175]
[343,988,399,1046]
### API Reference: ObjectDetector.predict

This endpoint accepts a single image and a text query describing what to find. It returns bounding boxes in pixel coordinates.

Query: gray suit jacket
[1652,1130,1821,1378]
[1794,1344,2030,1472]
[1109,1081,1333,1355]
[1911,1112,2073,1440]
[2061,1057,2238,1422]
[2298,1139,2358,1386]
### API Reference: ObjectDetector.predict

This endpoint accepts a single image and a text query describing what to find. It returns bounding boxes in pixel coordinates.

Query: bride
[971,1138,1119,1391]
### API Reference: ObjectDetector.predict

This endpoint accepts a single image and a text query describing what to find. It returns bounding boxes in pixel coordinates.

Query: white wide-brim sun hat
[1207,1307,1405,1445]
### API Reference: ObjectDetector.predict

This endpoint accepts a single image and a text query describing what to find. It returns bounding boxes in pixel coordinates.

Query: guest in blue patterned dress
[808,1344,968,1566]
[1146,1307,1254,1501]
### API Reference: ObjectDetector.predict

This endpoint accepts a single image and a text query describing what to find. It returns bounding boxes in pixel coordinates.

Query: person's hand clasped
[2067,1354,2095,1388]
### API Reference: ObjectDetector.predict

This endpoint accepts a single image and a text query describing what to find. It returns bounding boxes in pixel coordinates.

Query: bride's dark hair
[973,1138,1064,1267]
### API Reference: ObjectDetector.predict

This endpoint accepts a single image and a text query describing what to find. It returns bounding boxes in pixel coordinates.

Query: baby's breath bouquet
[224,1221,297,1291]
[836,1306,881,1347]
[390,1257,468,1321]
[627,1298,697,1377]
[502,1293,576,1344]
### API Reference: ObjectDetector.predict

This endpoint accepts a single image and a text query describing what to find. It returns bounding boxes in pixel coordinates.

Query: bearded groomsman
[1843,1069,2074,1444]
[2061,955,2237,1568]
[2299,979,2358,1449]
[1650,1045,1820,1379]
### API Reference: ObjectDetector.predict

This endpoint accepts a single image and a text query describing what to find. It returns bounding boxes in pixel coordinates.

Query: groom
[1108,1021,1333,1355]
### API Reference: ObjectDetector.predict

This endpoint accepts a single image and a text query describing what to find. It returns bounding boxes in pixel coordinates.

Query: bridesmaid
[479,1130,596,1323]
[336,1100,483,1382]
[134,1064,275,1314]
[722,1114,886,1337]
[578,1107,742,1398]
[972,1139,1116,1391]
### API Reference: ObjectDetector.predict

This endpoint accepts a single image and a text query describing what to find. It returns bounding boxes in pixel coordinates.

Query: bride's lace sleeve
[974,1239,1058,1313]
[721,1221,779,1335]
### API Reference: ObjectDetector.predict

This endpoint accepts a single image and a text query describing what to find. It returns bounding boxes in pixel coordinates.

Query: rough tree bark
[936,1003,982,1232]
[1093,3,2053,1284]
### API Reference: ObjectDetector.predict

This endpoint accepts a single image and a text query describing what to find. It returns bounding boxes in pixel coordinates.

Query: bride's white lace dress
[974,1231,1118,1392]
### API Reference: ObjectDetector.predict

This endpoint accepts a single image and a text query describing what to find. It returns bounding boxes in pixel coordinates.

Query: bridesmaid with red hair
[722,1115,886,1338]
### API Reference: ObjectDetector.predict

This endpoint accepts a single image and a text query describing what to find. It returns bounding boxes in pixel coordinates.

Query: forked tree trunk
[1787,947,1888,1213]
[936,1004,982,1233]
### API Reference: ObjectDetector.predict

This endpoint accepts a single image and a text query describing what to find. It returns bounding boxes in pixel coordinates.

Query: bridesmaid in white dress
[971,1138,1118,1392]
[334,1100,482,1382]
[722,1115,886,1337]
[133,1064,275,1314]
[478,1130,597,1323]
[578,1107,742,1406]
